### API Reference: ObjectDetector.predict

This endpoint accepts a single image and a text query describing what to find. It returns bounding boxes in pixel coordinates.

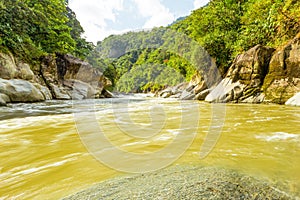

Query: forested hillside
[173,0,300,73]
[0,0,113,106]
[0,0,92,63]
[88,0,300,93]
[1,0,299,94]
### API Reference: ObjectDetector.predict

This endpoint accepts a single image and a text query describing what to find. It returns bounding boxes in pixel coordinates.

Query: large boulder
[0,53,35,81]
[206,45,275,103]
[50,84,71,100]
[179,72,207,100]
[0,93,10,106]
[16,62,35,80]
[0,78,45,103]
[157,72,210,100]
[63,79,96,100]
[263,34,300,104]
[40,54,112,99]
[0,97,6,106]
[0,52,17,79]
[285,92,300,106]
[56,54,107,87]
[33,83,52,100]
[157,82,188,98]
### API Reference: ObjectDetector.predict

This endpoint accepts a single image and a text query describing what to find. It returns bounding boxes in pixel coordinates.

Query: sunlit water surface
[0,95,299,199]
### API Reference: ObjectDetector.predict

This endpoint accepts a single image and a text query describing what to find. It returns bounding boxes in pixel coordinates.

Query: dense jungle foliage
[88,0,300,92]
[1,0,299,92]
[0,0,92,62]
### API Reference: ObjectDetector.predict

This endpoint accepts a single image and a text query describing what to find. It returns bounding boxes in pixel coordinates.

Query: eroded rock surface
[263,34,300,104]
[0,52,113,106]
[285,92,300,106]
[206,45,275,103]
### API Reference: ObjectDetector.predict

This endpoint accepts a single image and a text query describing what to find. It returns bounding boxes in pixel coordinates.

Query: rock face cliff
[205,34,300,105]
[205,45,275,103]
[39,53,112,100]
[0,52,112,106]
[158,34,300,106]
[262,34,300,104]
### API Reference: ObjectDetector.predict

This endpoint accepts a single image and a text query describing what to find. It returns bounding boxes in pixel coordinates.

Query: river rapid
[0,95,300,199]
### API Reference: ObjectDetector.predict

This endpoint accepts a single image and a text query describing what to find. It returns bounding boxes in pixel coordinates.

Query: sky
[68,0,210,44]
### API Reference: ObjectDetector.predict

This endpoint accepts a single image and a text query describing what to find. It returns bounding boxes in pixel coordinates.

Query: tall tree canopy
[0,0,92,62]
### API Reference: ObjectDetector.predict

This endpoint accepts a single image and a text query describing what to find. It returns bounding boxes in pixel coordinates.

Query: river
[0,95,300,199]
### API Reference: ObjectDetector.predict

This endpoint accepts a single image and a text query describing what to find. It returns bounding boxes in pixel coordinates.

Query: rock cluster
[158,34,300,106]
[157,69,216,101]
[0,52,112,106]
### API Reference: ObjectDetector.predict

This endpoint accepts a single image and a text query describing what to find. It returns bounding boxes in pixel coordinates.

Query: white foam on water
[0,114,73,131]
[14,157,77,176]
[166,129,181,135]
[153,134,173,141]
[255,132,299,142]
[121,141,150,147]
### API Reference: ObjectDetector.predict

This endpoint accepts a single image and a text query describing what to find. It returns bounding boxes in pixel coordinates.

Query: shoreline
[63,164,296,200]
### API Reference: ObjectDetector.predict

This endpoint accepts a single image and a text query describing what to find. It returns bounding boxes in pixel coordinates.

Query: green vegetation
[88,0,299,93]
[173,0,300,73]
[1,0,299,93]
[116,63,184,93]
[87,28,201,92]
[0,0,92,63]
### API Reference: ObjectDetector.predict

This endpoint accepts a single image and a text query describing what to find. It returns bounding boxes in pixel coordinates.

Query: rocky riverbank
[157,34,300,106]
[0,52,113,106]
[63,165,295,200]
[1,33,299,107]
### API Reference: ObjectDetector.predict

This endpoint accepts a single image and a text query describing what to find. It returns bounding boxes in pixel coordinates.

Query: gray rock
[0,78,45,102]
[180,90,195,100]
[285,92,300,106]
[0,53,17,79]
[241,93,265,104]
[0,53,34,81]
[205,78,244,103]
[41,54,111,100]
[0,98,5,106]
[206,45,275,103]
[185,84,195,92]
[173,82,189,92]
[64,79,95,100]
[33,83,53,100]
[161,91,172,98]
[169,93,182,98]
[0,93,10,103]
[193,81,207,95]
[194,88,211,100]
[16,62,34,80]
[50,84,71,100]
[0,93,10,106]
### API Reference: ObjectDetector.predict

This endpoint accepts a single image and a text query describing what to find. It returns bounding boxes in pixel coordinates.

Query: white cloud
[193,0,209,9]
[133,0,175,29]
[68,0,196,43]
[68,0,124,43]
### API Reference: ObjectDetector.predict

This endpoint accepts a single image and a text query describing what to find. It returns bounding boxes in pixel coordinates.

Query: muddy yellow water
[0,97,300,199]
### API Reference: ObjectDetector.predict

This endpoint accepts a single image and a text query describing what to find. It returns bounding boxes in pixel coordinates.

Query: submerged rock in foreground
[63,165,294,200]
